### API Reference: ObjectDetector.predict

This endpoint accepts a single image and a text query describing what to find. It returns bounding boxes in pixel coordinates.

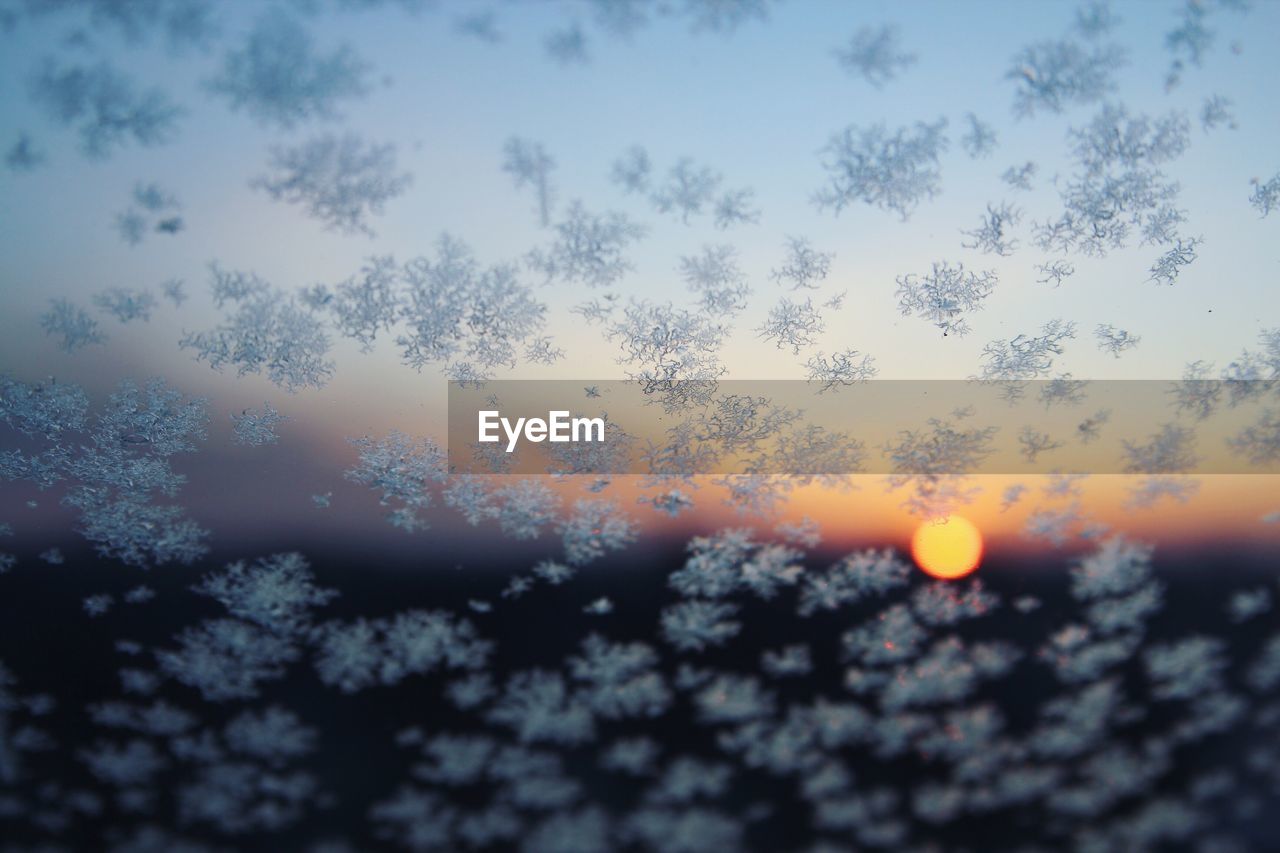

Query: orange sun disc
[911,515,983,580]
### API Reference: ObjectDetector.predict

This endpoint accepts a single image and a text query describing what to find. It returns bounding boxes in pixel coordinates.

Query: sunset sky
[3,1,1279,561]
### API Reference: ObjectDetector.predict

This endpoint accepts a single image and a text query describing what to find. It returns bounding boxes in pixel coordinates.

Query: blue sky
[1,0,1278,544]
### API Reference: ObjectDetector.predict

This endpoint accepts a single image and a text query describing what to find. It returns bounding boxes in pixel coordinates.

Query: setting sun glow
[911,516,984,580]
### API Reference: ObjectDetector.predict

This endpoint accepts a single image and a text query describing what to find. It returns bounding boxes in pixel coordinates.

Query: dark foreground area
[2,532,1279,851]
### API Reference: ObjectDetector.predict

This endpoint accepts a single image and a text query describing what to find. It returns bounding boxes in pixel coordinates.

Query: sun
[911,515,984,580]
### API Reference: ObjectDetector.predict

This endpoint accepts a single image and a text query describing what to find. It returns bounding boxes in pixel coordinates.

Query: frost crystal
[114,209,145,245]
[224,706,317,765]
[83,594,114,617]
[327,255,400,351]
[545,24,589,65]
[1095,324,1140,356]
[193,553,337,635]
[3,377,211,567]
[210,10,369,128]
[490,481,561,540]
[180,264,335,392]
[30,59,181,158]
[583,597,613,615]
[559,499,637,565]
[661,600,741,652]
[834,25,916,87]
[92,286,155,324]
[610,145,651,194]
[769,237,832,291]
[570,634,671,719]
[815,118,948,220]
[1002,161,1038,191]
[1148,237,1202,286]
[345,432,446,532]
[489,669,594,744]
[314,610,490,693]
[158,619,300,701]
[1251,173,1280,217]
[910,579,999,626]
[1019,426,1064,463]
[1200,94,1236,132]
[40,299,107,352]
[961,202,1022,256]
[805,350,877,392]
[1228,409,1280,465]
[1006,38,1126,117]
[896,261,998,337]
[1162,0,1240,89]
[1121,423,1198,474]
[528,201,647,288]
[884,418,996,517]
[797,549,911,616]
[758,297,823,354]
[980,320,1076,382]
[1227,588,1271,624]
[646,157,757,228]
[398,236,548,374]
[502,137,557,227]
[762,644,812,677]
[5,132,46,171]
[680,245,751,318]
[1146,637,1227,701]
[669,529,802,600]
[712,187,760,229]
[960,113,997,159]
[608,300,727,404]
[253,134,411,236]
[650,158,720,223]
[1036,104,1191,257]
[1070,536,1154,600]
